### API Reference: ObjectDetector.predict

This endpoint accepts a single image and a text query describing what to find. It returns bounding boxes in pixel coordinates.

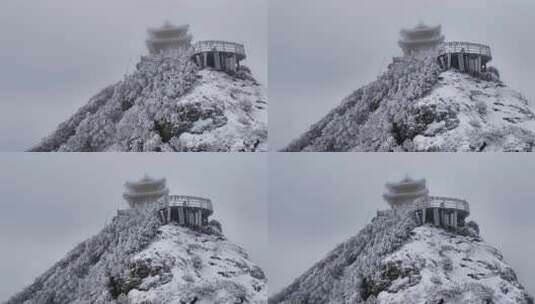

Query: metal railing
[167,195,213,213]
[439,41,492,59]
[192,40,246,59]
[413,196,470,213]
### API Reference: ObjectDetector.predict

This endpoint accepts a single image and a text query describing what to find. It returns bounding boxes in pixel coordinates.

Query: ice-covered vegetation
[269,210,533,304]
[30,50,267,152]
[5,205,266,304]
[269,210,419,303]
[284,51,535,152]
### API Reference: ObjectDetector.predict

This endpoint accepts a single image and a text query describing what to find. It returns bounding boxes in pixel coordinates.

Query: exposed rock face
[269,211,533,304]
[5,206,266,304]
[284,51,535,152]
[30,51,267,152]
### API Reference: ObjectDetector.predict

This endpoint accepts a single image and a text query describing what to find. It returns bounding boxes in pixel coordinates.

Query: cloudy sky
[0,0,267,151]
[0,153,267,301]
[267,153,535,296]
[269,0,535,149]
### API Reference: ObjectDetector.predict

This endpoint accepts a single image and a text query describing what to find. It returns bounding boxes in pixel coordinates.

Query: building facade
[399,23,445,55]
[383,176,429,209]
[123,175,169,208]
[146,22,192,55]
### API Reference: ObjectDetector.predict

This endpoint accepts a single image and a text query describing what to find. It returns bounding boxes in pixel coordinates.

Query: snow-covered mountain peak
[30,50,267,152]
[5,206,266,304]
[376,225,532,304]
[284,52,535,152]
[269,211,533,304]
[124,225,267,304]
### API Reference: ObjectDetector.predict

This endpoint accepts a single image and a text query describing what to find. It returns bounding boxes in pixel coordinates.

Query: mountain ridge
[269,210,533,304]
[283,51,535,152]
[30,50,267,152]
[4,205,267,304]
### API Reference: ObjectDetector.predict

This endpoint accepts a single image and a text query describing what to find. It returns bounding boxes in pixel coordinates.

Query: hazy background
[0,153,268,301]
[0,0,267,151]
[269,0,535,150]
[268,153,535,296]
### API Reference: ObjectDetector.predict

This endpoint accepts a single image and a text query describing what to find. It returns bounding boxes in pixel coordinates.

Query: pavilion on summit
[122,175,214,228]
[382,176,470,229]
[145,22,246,74]
[398,23,493,75]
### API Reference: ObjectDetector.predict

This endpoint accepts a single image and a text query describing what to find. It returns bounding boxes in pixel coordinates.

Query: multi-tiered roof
[123,175,169,207]
[383,176,429,209]
[399,23,445,55]
[146,22,192,55]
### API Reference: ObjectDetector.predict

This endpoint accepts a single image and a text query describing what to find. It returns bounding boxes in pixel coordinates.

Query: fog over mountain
[0,0,267,151]
[267,153,535,296]
[269,0,535,150]
[0,153,268,301]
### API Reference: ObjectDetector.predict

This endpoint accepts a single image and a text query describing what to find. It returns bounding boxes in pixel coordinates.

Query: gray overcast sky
[0,153,267,302]
[0,0,267,151]
[269,0,535,150]
[267,153,535,296]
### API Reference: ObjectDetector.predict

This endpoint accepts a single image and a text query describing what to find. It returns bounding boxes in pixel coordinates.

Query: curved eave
[146,35,192,45]
[401,24,441,35]
[385,179,426,190]
[383,189,429,201]
[147,25,189,35]
[123,188,169,199]
[399,35,445,46]
[125,178,166,188]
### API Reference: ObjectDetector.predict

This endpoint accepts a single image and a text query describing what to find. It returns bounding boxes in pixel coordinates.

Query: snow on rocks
[126,225,267,304]
[5,205,266,304]
[284,51,535,152]
[376,226,532,304]
[409,71,535,152]
[30,51,267,152]
[269,211,533,304]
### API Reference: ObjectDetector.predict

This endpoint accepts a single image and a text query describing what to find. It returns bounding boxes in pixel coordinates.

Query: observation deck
[412,196,470,228]
[167,195,213,215]
[437,41,492,74]
[191,40,246,73]
[413,196,470,214]
[192,40,246,60]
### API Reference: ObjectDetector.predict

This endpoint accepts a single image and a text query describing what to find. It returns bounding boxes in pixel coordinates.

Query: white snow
[127,224,267,304]
[410,71,535,151]
[378,226,530,304]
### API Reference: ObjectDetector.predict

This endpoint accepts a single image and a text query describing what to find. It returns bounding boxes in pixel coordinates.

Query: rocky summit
[30,51,267,152]
[269,211,533,304]
[4,206,267,304]
[284,51,535,152]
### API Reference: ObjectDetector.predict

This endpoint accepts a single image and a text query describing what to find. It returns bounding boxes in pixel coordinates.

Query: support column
[453,210,458,228]
[214,52,221,70]
[434,208,440,226]
[458,53,465,72]
[167,207,171,223]
[195,55,202,67]
[179,208,185,225]
[476,56,481,74]
[447,53,451,69]
[422,208,427,224]
[202,53,208,68]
